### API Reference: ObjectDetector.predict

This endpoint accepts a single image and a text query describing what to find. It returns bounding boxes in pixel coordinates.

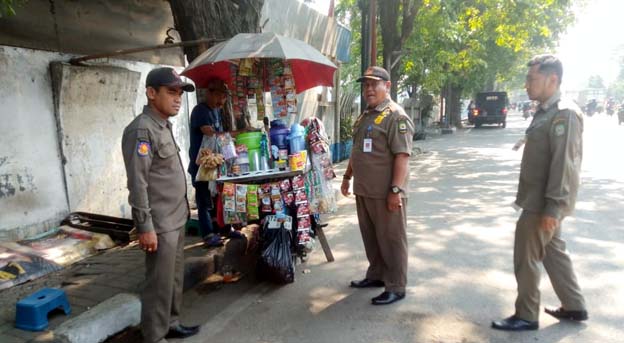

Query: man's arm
[387,113,415,211]
[122,128,154,232]
[122,128,158,251]
[387,153,410,211]
[341,159,353,197]
[542,111,583,227]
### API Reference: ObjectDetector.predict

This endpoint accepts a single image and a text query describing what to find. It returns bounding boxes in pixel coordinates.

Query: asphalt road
[175,110,624,343]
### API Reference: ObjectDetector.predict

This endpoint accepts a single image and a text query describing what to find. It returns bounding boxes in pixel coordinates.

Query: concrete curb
[53,293,140,343]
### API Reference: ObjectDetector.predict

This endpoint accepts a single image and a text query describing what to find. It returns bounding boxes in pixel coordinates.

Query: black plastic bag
[257,224,295,284]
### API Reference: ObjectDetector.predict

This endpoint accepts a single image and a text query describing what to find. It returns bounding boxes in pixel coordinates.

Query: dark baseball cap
[357,66,391,82]
[146,67,195,92]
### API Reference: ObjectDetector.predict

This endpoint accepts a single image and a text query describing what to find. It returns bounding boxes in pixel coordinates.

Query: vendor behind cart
[188,78,235,246]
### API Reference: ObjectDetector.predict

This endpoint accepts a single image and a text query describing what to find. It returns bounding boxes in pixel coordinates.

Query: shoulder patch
[137,141,151,156]
[552,121,566,136]
[398,119,408,134]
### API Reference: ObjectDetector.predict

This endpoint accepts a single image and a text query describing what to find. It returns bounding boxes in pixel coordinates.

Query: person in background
[121,67,200,343]
[492,54,588,331]
[188,78,229,247]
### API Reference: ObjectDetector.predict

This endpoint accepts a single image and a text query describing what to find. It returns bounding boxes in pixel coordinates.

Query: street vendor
[188,78,247,246]
[341,66,415,305]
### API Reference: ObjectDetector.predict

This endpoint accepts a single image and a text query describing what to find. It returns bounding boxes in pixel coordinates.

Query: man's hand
[539,215,558,232]
[200,125,216,137]
[341,179,351,197]
[387,192,402,212]
[139,231,158,253]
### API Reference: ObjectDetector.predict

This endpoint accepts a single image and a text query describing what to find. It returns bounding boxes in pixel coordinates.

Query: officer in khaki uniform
[121,67,200,343]
[492,55,588,331]
[341,66,414,305]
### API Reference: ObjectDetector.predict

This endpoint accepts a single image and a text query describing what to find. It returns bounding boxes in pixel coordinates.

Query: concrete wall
[0,0,184,66]
[0,46,69,240]
[50,64,140,218]
[0,46,194,240]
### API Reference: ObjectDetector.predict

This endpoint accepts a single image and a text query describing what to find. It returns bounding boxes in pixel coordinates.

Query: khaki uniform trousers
[356,195,408,293]
[514,211,586,321]
[142,227,185,343]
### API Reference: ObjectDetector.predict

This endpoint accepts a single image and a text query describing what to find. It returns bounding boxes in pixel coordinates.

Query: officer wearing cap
[121,67,200,342]
[341,66,415,305]
[492,55,588,331]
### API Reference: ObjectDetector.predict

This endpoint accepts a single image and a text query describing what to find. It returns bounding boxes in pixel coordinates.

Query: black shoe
[165,324,200,339]
[491,315,538,331]
[371,291,405,305]
[350,278,385,288]
[545,307,588,321]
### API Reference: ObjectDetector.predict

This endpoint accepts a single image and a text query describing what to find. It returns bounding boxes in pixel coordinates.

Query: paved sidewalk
[0,225,259,343]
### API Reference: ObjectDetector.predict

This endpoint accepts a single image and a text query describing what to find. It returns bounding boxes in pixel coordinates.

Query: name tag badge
[363,138,372,152]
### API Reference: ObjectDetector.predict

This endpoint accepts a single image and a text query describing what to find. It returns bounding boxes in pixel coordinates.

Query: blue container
[343,140,353,159]
[270,119,290,151]
[331,142,342,163]
[288,123,306,153]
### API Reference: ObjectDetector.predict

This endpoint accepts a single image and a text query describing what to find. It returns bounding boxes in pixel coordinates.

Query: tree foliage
[337,0,575,126]
[607,55,624,100]
[0,0,25,17]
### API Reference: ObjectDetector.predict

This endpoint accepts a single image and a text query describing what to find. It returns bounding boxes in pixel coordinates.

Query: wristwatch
[390,185,403,194]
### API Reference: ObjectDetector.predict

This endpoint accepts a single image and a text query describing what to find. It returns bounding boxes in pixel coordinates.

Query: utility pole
[360,0,370,110]
[369,0,376,66]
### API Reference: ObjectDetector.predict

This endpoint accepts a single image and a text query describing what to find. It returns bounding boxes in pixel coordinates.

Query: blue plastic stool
[15,288,71,331]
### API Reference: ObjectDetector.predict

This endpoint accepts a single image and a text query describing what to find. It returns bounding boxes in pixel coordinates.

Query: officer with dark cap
[121,67,200,343]
[341,66,415,305]
[492,54,588,331]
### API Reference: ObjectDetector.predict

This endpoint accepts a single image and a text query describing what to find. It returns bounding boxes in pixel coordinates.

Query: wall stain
[0,171,35,198]
[0,174,16,197]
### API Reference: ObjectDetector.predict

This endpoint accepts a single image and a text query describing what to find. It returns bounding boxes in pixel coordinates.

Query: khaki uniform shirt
[515,91,583,219]
[351,98,415,199]
[121,105,189,234]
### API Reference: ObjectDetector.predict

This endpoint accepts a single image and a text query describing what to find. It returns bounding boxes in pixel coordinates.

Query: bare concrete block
[53,293,140,343]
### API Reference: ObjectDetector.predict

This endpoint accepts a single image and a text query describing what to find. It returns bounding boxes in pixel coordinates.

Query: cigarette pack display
[222,183,236,212]
[291,175,305,190]
[236,184,248,213]
[279,179,291,192]
[282,191,294,206]
[297,203,310,217]
[297,216,311,231]
[295,189,308,204]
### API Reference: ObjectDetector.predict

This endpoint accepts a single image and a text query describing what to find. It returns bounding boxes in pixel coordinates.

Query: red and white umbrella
[182,32,337,94]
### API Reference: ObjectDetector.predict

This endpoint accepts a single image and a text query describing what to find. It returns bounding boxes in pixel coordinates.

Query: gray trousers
[142,227,185,343]
[514,211,586,321]
[356,196,408,293]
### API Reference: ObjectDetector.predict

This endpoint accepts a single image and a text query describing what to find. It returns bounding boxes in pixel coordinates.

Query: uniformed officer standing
[341,66,415,305]
[122,67,200,343]
[492,55,588,331]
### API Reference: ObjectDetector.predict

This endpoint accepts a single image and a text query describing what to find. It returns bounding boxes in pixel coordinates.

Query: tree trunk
[449,84,463,128]
[168,0,264,63]
[442,82,463,128]
[378,0,422,101]
[168,0,263,130]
